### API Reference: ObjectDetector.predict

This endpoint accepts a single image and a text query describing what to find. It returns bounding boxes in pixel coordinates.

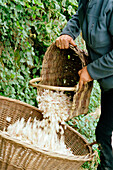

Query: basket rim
[0,95,42,114]
[29,77,78,91]
[0,96,94,162]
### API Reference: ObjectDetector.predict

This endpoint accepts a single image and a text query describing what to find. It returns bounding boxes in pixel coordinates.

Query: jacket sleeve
[60,10,81,40]
[87,10,113,80]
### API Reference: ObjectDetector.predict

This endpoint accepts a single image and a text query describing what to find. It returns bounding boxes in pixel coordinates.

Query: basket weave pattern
[39,43,93,118]
[0,96,93,170]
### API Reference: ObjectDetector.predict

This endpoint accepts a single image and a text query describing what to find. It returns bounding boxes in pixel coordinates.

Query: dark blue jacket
[61,0,113,91]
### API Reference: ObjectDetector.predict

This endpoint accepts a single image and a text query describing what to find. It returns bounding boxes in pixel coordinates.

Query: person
[56,0,113,169]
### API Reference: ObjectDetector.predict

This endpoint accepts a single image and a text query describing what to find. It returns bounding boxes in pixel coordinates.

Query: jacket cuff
[87,64,98,80]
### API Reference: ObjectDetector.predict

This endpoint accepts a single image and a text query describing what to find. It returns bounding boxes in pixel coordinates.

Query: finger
[64,40,70,49]
[56,38,60,47]
[60,38,67,49]
[70,39,76,47]
[78,70,82,76]
[56,37,63,49]
[60,40,65,49]
[79,80,84,89]
[83,82,87,86]
[56,39,62,49]
[56,38,63,49]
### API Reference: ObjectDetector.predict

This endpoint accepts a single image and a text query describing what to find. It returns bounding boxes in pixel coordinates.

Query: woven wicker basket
[30,43,93,120]
[0,96,95,170]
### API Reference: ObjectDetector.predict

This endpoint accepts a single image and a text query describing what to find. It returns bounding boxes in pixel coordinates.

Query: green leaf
[67,120,74,126]
[16,5,22,11]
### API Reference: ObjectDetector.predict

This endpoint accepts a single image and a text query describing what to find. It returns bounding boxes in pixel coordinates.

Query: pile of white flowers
[3,90,74,156]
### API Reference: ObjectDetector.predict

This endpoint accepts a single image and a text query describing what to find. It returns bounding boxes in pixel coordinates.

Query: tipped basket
[30,43,93,120]
[0,96,95,170]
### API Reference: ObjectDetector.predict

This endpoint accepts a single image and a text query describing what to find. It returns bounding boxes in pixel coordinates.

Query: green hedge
[0,0,78,105]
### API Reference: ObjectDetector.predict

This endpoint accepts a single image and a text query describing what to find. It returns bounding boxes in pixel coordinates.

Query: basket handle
[86,141,97,147]
[29,77,79,92]
[29,77,42,87]
[69,44,86,67]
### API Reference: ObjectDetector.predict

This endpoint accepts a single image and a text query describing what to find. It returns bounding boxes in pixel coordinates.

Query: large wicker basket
[0,96,95,170]
[30,43,93,120]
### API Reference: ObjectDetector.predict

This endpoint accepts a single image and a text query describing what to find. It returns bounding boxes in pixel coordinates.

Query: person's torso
[78,0,113,91]
[78,0,113,58]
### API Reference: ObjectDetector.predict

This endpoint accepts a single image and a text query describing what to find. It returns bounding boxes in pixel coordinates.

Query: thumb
[70,39,76,47]
[78,69,82,76]
[79,80,84,90]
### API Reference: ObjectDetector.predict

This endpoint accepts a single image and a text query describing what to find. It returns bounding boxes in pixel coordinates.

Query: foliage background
[0,0,79,105]
[0,0,101,168]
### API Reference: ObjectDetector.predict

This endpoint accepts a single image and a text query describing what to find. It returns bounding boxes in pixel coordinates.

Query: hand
[56,35,76,49]
[78,66,93,89]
